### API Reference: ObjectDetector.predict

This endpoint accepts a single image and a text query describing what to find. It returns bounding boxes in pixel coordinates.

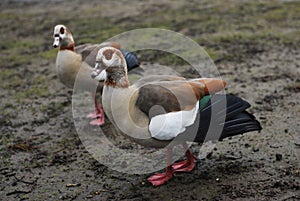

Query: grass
[1,54,32,68]
[0,0,299,100]
[4,40,40,49]
[29,1,300,65]
[13,86,50,100]
[40,49,57,60]
[0,1,298,115]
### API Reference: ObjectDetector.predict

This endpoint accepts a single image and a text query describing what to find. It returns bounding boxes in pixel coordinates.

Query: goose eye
[103,49,114,60]
[60,27,65,34]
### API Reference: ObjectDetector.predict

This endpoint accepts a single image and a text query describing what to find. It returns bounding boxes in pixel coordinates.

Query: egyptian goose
[91,47,262,186]
[53,24,139,125]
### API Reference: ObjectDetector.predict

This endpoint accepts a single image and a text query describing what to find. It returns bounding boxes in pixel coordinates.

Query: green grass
[0,69,15,82]
[39,1,300,64]
[1,0,300,69]
[0,0,297,91]
[40,49,57,60]
[1,54,32,68]
[13,87,49,100]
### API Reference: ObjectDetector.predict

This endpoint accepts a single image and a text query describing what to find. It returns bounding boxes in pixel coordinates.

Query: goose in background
[53,24,139,125]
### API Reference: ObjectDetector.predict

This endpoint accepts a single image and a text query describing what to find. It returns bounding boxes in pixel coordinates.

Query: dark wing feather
[135,80,206,118]
[179,94,262,142]
[120,49,140,70]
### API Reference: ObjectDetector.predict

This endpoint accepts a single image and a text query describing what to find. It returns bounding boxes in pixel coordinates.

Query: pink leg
[87,94,105,126]
[172,143,197,172]
[86,94,102,118]
[147,147,174,186]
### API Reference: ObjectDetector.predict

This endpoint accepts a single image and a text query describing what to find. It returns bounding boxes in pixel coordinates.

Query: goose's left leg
[172,142,197,172]
[87,94,105,126]
[147,147,174,186]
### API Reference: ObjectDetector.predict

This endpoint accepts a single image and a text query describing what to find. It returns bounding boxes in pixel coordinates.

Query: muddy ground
[0,0,300,200]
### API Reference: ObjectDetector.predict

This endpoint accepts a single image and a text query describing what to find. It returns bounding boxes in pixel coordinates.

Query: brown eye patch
[60,27,65,34]
[103,49,114,60]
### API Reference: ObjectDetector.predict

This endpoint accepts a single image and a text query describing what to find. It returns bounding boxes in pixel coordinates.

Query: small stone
[206,152,213,159]
[255,100,263,105]
[224,154,241,160]
[66,183,81,187]
[264,106,273,111]
[270,144,280,148]
[49,121,56,126]
[275,154,282,161]
[294,138,300,147]
[121,161,127,168]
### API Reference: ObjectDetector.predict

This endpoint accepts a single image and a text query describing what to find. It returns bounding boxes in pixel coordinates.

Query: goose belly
[55,50,81,88]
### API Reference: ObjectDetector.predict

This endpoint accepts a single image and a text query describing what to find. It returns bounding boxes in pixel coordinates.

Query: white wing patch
[149,102,199,140]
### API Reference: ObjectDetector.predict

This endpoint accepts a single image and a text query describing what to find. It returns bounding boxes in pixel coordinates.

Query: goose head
[53,24,75,51]
[91,47,129,88]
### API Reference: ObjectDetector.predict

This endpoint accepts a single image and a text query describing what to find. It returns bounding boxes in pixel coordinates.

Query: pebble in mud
[294,138,300,147]
[275,154,283,161]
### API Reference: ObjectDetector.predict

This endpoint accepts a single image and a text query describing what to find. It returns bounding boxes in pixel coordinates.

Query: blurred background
[0,0,299,200]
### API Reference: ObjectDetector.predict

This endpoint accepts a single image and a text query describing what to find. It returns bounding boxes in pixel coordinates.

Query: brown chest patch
[60,44,75,51]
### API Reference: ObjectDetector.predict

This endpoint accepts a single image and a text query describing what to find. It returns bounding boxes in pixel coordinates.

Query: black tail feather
[120,49,140,70]
[192,94,262,142]
[221,112,262,139]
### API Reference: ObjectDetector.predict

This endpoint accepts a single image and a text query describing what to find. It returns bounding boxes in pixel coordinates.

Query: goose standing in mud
[91,47,262,186]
